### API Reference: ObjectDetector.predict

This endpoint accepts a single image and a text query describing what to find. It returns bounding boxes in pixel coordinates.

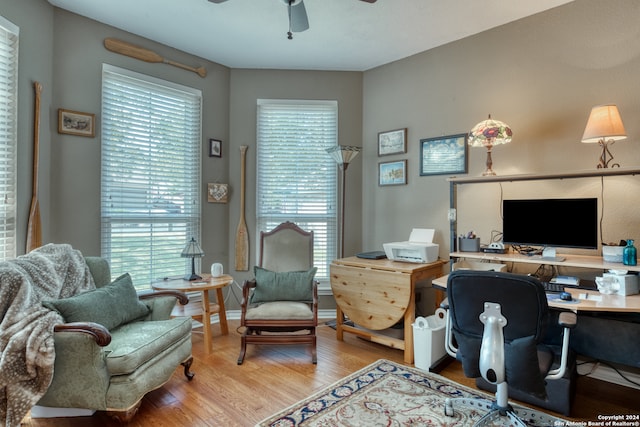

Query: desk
[330,257,446,364]
[449,251,640,273]
[152,274,232,354]
[432,274,640,313]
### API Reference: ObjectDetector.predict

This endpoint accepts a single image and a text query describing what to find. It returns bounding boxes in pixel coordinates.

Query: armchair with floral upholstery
[35,257,194,422]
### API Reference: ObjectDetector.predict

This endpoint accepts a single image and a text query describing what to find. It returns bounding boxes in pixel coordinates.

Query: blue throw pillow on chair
[250,266,317,304]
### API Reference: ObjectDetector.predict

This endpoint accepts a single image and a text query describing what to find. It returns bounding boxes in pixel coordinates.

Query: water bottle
[623,239,637,266]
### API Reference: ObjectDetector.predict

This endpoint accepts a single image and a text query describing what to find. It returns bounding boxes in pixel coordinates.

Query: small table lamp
[581,104,627,168]
[181,237,204,281]
[326,145,361,258]
[469,115,512,176]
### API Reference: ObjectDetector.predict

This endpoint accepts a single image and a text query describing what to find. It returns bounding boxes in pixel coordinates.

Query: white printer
[383,228,439,263]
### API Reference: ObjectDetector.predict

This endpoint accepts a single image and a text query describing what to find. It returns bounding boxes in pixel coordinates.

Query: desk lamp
[326,145,361,258]
[181,237,204,281]
[469,115,512,176]
[581,104,627,168]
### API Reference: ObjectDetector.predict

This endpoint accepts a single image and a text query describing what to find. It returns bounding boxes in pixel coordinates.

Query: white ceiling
[47,0,574,72]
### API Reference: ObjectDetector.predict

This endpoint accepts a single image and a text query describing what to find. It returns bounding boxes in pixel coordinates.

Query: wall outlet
[448,208,456,221]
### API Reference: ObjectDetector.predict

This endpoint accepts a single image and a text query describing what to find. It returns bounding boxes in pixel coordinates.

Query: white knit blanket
[0,244,95,427]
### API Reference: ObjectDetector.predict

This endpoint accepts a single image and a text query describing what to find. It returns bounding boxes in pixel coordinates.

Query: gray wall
[1,0,54,256]
[362,0,640,273]
[227,69,363,287]
[49,9,231,271]
[3,0,640,300]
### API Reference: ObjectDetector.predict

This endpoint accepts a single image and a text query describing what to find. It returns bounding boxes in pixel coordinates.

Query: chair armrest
[53,321,111,346]
[139,290,189,320]
[139,290,189,305]
[558,311,577,329]
[241,279,257,308]
[312,280,319,317]
[42,323,113,409]
[546,311,578,380]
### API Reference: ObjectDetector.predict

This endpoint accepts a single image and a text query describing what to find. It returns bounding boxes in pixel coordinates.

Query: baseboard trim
[578,358,640,390]
[189,309,336,326]
[30,406,95,418]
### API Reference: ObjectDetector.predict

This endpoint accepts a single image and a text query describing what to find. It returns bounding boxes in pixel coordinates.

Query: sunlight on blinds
[256,100,338,279]
[0,17,18,261]
[101,65,201,289]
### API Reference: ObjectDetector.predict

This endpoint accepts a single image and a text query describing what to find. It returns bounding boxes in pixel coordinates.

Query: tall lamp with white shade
[581,104,627,169]
[326,145,361,259]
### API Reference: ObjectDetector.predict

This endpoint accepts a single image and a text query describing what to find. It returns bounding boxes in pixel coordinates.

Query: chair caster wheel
[444,398,454,417]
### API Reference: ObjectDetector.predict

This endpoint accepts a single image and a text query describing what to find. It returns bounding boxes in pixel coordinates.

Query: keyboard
[542,281,565,293]
[532,255,566,262]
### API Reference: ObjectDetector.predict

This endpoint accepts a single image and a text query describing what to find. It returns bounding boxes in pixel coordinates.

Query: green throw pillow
[43,273,150,330]
[250,266,317,304]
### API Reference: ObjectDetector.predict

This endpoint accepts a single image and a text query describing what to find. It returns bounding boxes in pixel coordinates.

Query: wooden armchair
[238,221,318,365]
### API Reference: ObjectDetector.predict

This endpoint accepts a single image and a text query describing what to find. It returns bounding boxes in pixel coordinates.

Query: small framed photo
[58,109,95,137]
[207,183,228,203]
[378,160,407,186]
[378,128,407,156]
[209,139,222,157]
[420,133,468,176]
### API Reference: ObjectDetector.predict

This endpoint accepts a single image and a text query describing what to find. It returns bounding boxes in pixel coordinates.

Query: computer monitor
[502,198,598,249]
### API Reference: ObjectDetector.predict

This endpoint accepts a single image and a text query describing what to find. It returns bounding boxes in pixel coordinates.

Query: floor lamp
[326,145,361,258]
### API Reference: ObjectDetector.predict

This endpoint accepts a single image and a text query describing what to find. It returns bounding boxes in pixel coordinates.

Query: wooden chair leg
[238,335,247,365]
[311,333,317,364]
[182,356,195,380]
[106,401,141,423]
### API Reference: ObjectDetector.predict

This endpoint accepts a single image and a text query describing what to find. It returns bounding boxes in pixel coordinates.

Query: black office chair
[442,270,577,426]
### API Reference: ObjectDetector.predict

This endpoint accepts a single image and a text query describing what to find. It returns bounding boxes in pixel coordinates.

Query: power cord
[576,358,640,389]
[532,264,557,282]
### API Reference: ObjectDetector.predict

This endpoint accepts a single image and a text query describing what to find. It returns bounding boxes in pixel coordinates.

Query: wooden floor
[23,319,640,426]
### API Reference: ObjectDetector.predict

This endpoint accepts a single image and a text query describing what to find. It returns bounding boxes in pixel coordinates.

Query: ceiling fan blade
[208,0,229,3]
[290,0,309,32]
[359,0,377,3]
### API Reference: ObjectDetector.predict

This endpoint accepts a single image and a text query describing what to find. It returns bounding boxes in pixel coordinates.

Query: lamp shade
[581,104,627,143]
[326,145,361,166]
[469,115,513,148]
[181,237,204,258]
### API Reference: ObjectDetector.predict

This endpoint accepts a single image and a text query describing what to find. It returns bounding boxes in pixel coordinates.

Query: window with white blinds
[256,100,338,280]
[0,17,18,261]
[101,65,202,290]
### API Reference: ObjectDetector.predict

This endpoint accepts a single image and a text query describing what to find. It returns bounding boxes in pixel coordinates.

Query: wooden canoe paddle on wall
[104,38,207,78]
[26,82,43,253]
[235,145,249,271]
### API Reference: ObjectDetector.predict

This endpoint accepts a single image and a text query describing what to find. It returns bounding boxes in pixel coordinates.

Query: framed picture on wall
[58,109,95,137]
[379,160,407,186]
[209,139,222,157]
[420,133,468,176]
[207,183,228,203]
[378,128,407,156]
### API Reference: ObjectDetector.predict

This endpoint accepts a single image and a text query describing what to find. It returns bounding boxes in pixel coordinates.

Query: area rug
[256,359,566,427]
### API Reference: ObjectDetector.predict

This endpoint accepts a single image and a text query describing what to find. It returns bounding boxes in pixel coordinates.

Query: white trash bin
[412,308,447,371]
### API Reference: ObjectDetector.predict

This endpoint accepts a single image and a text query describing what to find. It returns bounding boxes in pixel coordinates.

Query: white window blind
[256,100,338,280]
[101,65,202,289]
[0,17,18,261]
